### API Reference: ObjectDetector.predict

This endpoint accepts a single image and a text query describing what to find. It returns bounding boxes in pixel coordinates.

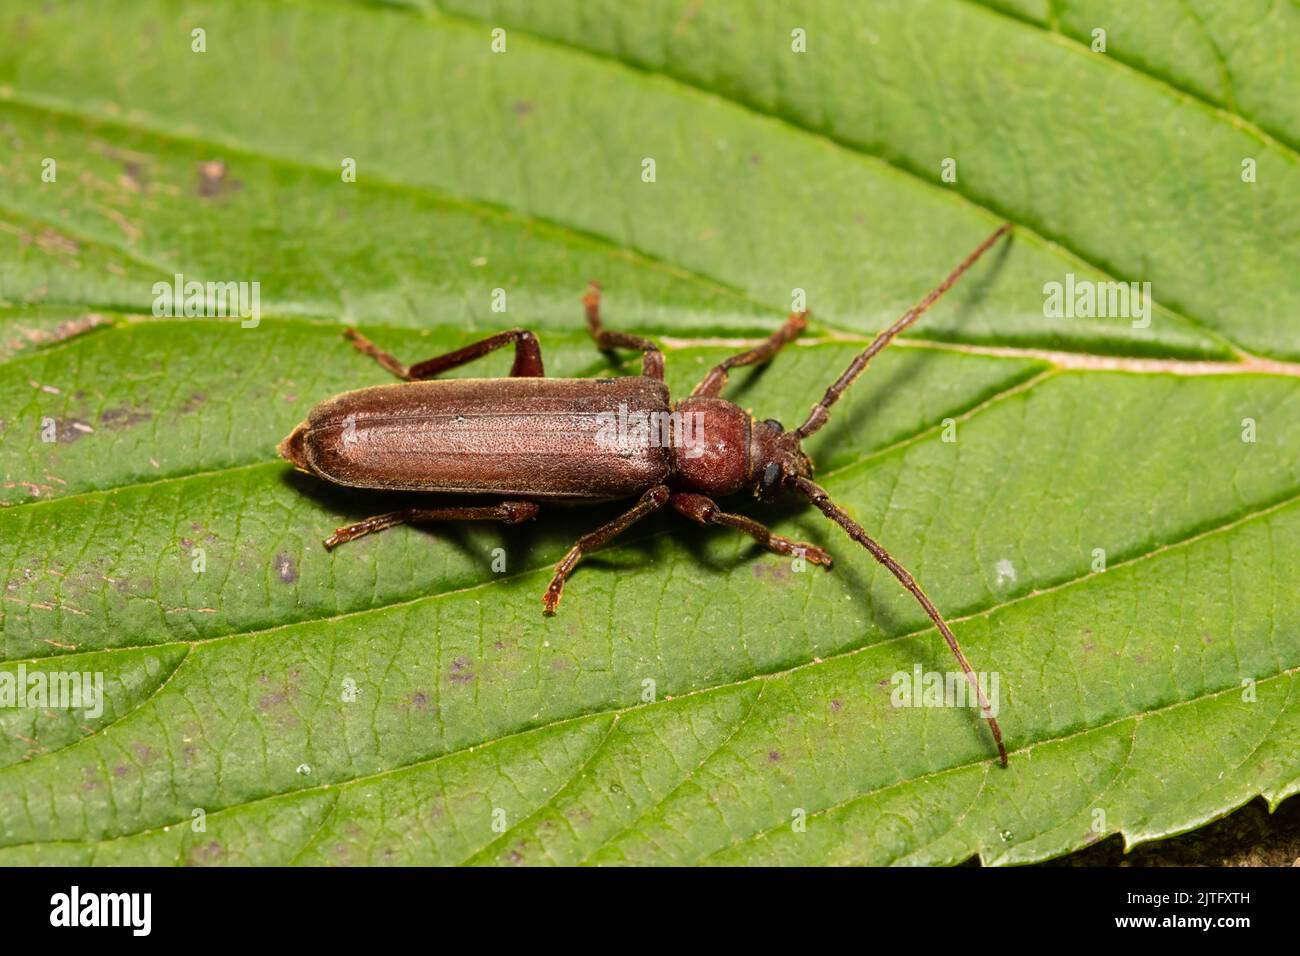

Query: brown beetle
[281,224,1012,764]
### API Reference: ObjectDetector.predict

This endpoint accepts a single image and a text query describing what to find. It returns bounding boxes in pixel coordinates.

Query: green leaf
[1,0,1297,866]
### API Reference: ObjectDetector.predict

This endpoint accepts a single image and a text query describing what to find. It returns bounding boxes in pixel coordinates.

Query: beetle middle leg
[670,492,832,566]
[690,311,808,398]
[324,500,539,550]
[542,484,671,614]
[582,281,665,380]
[343,328,545,380]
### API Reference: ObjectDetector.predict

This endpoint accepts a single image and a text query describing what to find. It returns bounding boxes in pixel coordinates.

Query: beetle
[280,224,1013,765]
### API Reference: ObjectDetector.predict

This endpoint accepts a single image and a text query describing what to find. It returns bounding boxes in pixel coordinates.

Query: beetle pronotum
[281,224,1013,765]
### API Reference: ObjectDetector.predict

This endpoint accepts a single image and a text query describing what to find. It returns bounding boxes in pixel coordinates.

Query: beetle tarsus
[541,581,564,616]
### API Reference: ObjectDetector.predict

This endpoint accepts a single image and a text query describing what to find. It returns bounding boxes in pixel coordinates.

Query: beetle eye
[762,418,783,433]
[762,461,781,490]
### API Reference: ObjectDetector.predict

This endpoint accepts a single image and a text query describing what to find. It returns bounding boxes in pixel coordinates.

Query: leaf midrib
[5,364,1297,670]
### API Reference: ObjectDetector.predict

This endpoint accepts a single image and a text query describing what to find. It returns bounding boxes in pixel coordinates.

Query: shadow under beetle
[281,224,1013,765]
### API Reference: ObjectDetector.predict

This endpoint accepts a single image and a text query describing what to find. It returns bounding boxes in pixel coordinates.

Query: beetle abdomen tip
[278,423,310,471]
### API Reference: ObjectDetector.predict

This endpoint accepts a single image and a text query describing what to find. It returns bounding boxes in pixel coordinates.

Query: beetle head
[749,417,813,501]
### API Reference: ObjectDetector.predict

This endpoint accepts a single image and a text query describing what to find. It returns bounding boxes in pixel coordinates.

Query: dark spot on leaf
[178,392,207,414]
[197,160,241,198]
[54,417,95,442]
[188,841,224,865]
[274,552,298,584]
[448,657,475,685]
[830,699,842,712]
[35,229,79,257]
[121,160,147,192]
[100,405,151,429]
[752,562,790,583]
[768,750,781,762]
[513,100,534,115]
[400,691,435,715]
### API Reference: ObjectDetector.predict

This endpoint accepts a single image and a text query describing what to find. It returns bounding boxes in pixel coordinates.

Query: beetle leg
[690,312,807,398]
[324,500,539,550]
[343,328,545,380]
[542,485,671,614]
[670,492,832,566]
[582,281,665,380]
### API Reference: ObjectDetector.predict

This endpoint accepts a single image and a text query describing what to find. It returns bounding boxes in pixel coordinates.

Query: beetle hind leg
[542,485,671,614]
[582,282,665,380]
[690,312,807,398]
[324,500,539,550]
[343,328,545,380]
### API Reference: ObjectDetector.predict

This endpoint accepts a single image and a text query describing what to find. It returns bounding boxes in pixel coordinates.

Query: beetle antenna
[792,475,1008,766]
[794,223,1012,440]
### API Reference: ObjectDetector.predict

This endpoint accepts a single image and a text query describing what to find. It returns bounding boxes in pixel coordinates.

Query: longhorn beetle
[281,224,1013,765]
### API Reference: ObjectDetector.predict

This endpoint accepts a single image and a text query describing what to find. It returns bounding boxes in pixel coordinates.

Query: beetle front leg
[324,500,539,550]
[542,485,671,614]
[343,328,545,380]
[670,492,832,566]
